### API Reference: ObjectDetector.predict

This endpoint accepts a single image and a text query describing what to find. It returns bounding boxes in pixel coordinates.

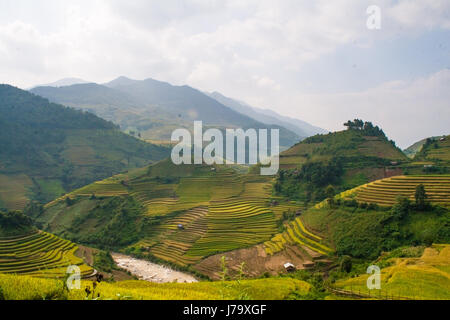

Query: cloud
[387,0,450,30]
[281,69,450,148]
[0,0,449,146]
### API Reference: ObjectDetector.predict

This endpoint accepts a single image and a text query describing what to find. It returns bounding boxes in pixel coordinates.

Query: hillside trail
[111,253,197,283]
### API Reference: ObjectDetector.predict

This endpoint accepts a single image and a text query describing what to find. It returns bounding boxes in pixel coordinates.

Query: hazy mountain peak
[207,91,327,137]
[31,77,89,89]
[104,76,138,87]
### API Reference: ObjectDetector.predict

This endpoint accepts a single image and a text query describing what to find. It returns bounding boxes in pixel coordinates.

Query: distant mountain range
[30,77,89,88]
[30,77,326,149]
[206,91,327,137]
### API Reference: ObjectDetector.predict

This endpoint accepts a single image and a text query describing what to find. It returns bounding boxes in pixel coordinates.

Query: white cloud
[0,0,449,146]
[281,69,450,148]
[387,0,450,30]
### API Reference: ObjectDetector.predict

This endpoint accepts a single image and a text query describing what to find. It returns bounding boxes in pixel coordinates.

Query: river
[111,253,198,283]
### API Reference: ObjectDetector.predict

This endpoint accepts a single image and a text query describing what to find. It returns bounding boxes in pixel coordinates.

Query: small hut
[177,224,185,230]
[283,262,296,272]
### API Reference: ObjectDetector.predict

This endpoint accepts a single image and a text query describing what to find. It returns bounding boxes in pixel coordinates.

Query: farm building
[283,262,296,272]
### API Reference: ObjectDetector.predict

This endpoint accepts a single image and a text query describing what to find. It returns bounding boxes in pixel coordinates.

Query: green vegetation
[301,199,449,260]
[274,157,343,204]
[0,211,34,237]
[274,121,407,205]
[0,85,170,210]
[93,251,117,274]
[333,244,450,300]
[415,135,450,162]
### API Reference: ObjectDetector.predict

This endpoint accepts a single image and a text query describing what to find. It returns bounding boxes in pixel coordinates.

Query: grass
[0,273,311,300]
[334,244,450,300]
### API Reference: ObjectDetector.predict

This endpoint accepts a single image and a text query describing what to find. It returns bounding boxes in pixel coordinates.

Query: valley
[0,85,448,301]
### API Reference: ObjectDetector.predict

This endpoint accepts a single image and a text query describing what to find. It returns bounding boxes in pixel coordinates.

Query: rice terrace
[0,2,449,315]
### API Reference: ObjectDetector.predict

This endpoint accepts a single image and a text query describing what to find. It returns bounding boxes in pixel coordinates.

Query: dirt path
[111,253,197,283]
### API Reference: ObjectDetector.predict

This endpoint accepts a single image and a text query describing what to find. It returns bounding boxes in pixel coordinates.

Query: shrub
[339,256,352,273]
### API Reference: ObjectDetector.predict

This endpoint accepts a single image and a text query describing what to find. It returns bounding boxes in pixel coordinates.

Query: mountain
[207,91,327,137]
[273,120,409,204]
[0,84,170,210]
[31,77,89,89]
[404,138,430,158]
[31,77,301,149]
[410,135,450,162]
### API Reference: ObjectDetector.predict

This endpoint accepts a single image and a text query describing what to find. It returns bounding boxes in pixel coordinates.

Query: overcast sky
[0,0,449,148]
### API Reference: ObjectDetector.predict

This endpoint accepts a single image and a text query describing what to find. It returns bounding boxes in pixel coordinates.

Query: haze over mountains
[206,91,327,137]
[30,77,326,149]
[31,78,89,88]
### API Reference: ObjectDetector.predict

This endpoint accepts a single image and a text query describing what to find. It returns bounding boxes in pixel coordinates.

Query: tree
[415,184,427,210]
[325,185,335,206]
[325,185,335,199]
[392,196,410,220]
[339,255,352,273]
[65,197,74,207]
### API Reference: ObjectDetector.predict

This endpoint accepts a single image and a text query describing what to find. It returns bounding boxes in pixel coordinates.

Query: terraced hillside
[414,135,450,162]
[32,160,308,274]
[264,217,332,259]
[349,175,450,207]
[0,231,93,278]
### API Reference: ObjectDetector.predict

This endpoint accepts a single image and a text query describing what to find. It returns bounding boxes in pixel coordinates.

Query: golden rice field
[42,160,321,268]
[334,244,450,300]
[0,231,93,278]
[264,216,333,258]
[0,273,311,300]
[352,175,450,207]
[136,175,282,263]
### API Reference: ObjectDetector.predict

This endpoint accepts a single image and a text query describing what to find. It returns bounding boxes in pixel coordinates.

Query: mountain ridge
[207,91,327,137]
[30,76,323,149]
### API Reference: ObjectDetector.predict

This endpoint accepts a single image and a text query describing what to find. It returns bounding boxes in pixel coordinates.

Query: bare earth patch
[111,253,197,283]
[194,244,312,280]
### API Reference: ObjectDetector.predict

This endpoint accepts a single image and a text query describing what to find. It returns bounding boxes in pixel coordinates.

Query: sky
[0,0,449,148]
